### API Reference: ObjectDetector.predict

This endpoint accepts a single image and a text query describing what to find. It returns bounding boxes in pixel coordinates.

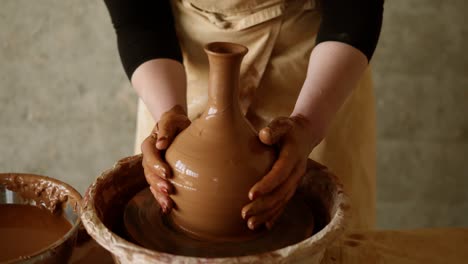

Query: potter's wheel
[123,188,315,258]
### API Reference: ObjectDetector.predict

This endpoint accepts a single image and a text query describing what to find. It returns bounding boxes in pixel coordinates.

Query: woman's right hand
[141,105,191,213]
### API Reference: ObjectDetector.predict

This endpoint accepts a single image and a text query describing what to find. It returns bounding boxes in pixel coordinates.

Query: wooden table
[322,228,468,264]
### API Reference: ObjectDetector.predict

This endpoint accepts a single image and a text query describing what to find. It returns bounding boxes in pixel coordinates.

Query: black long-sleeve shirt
[104,0,384,79]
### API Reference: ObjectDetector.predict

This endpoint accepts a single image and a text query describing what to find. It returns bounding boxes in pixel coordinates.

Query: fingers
[259,117,293,145]
[243,160,307,230]
[141,132,174,213]
[143,165,173,194]
[141,135,172,178]
[156,107,190,150]
[247,203,284,230]
[245,115,315,230]
[241,192,283,220]
[242,161,299,219]
[141,105,190,214]
[149,186,173,214]
[249,144,297,200]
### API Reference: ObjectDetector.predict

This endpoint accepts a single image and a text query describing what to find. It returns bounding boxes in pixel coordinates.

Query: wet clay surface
[123,188,315,258]
[0,204,71,262]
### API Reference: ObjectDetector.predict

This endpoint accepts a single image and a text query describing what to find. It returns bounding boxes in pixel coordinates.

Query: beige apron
[135,0,376,229]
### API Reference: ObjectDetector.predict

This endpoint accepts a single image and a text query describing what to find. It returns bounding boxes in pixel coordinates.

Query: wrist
[289,112,327,145]
[170,104,188,117]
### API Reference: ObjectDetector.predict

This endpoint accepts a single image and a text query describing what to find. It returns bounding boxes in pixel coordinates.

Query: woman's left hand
[241,115,323,230]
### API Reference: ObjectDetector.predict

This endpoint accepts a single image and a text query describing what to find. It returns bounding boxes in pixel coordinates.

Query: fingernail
[248,219,257,230]
[161,201,168,213]
[249,191,258,201]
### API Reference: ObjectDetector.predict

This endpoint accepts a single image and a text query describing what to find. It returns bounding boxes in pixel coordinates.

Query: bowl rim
[0,173,82,263]
[81,155,350,262]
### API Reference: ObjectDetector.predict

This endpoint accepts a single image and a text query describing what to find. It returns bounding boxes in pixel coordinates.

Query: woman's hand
[240,41,368,230]
[141,105,190,213]
[241,115,323,230]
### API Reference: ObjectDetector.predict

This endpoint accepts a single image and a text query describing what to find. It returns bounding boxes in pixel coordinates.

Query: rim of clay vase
[0,173,82,263]
[204,42,248,57]
[81,155,350,263]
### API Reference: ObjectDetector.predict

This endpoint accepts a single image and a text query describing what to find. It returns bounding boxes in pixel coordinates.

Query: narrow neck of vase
[205,42,248,110]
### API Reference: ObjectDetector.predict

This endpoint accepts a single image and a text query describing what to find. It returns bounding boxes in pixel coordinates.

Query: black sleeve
[316,0,384,61]
[104,0,182,79]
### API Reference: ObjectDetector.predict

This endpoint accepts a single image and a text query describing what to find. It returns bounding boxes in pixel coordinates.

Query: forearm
[291,41,368,137]
[131,59,187,123]
[104,0,184,122]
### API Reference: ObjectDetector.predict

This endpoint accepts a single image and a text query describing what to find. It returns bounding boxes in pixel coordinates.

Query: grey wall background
[0,1,466,229]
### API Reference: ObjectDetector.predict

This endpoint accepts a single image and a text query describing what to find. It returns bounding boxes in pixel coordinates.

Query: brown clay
[165,42,276,241]
[123,188,314,257]
[0,204,71,262]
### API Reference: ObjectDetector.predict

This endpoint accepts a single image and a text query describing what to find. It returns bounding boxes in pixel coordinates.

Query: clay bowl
[81,155,349,264]
[0,173,82,264]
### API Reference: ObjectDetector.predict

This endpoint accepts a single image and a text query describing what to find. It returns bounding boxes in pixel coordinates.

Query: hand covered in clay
[241,115,323,230]
[141,105,190,213]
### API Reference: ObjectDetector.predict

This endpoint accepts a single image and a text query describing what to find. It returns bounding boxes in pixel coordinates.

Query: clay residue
[0,173,71,214]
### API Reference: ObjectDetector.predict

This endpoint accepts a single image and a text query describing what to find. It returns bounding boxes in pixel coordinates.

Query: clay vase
[165,42,276,241]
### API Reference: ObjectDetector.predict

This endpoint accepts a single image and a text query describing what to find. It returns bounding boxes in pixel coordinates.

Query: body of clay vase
[165,42,275,241]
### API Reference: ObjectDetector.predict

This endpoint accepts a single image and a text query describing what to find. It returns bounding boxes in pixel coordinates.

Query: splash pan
[81,155,349,263]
